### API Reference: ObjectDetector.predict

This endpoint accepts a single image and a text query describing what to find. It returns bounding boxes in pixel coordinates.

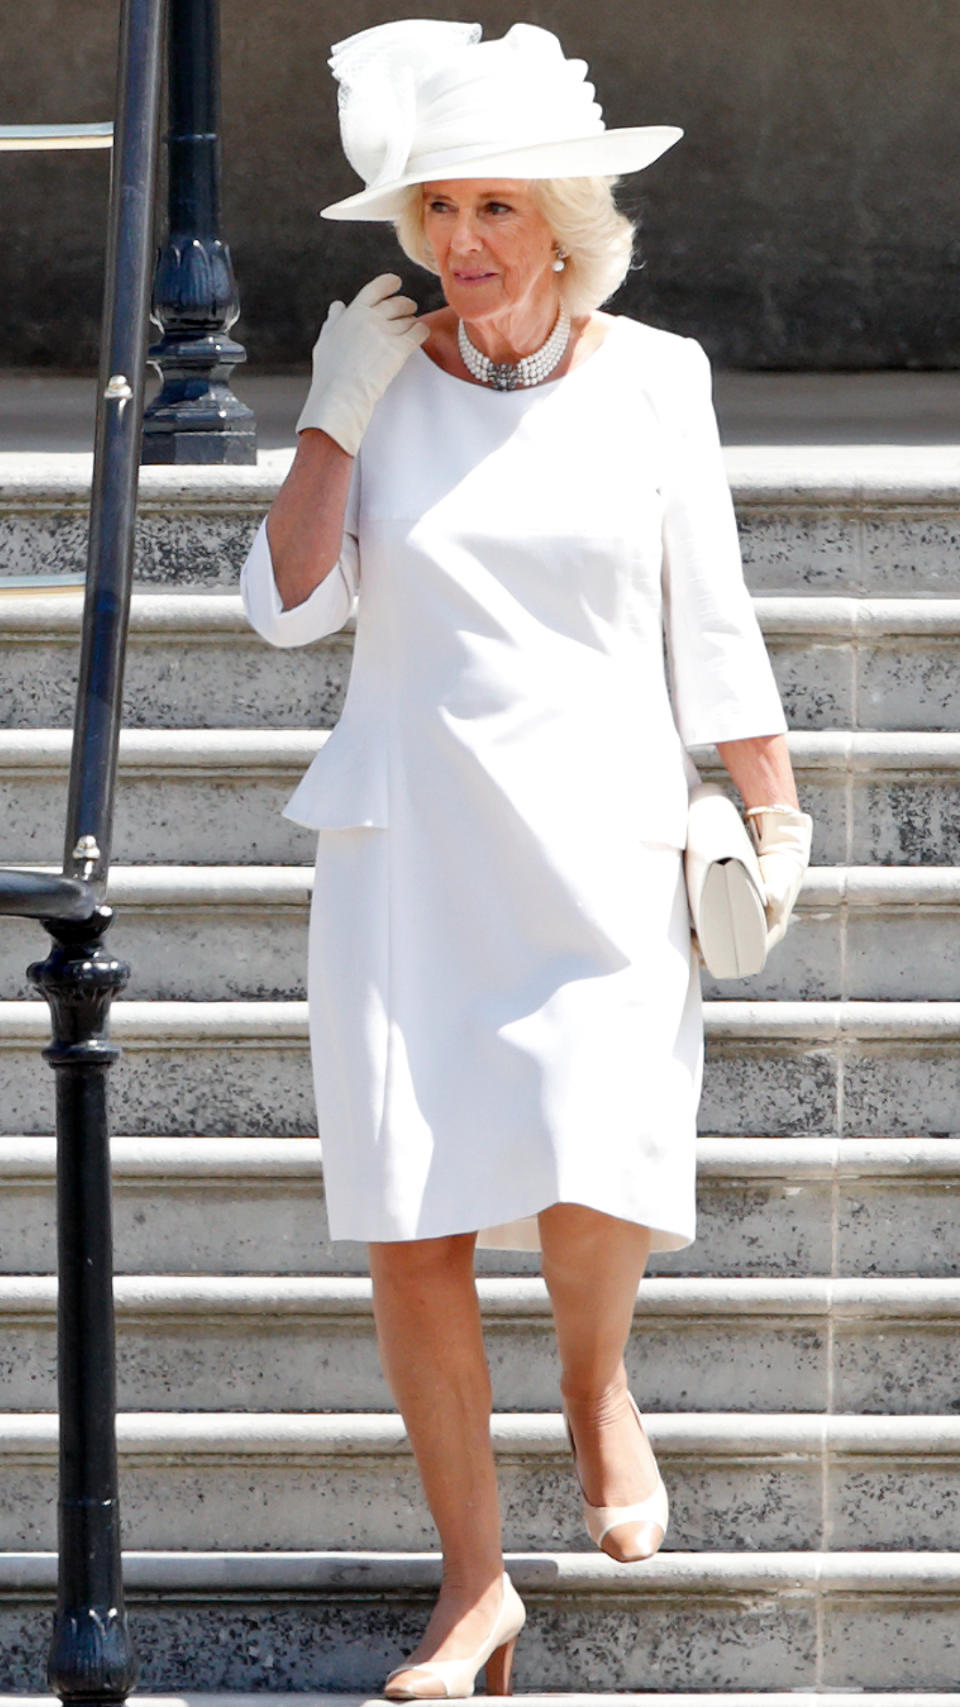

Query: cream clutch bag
[684,782,769,979]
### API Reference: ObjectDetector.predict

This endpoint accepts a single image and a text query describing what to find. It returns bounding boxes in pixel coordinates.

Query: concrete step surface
[1,1549,958,1691]
[0,864,316,1002]
[2,590,960,731]
[3,446,960,595]
[3,1274,959,1413]
[703,865,960,1000]
[3,862,958,1003]
[2,997,958,1140]
[2,1410,959,1553]
[7,1699,960,1707]
[756,595,960,730]
[0,727,957,864]
[731,454,960,596]
[2,1136,958,1281]
[0,998,956,1139]
[0,591,351,730]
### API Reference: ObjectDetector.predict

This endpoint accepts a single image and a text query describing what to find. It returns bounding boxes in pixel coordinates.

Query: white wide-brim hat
[321,20,683,222]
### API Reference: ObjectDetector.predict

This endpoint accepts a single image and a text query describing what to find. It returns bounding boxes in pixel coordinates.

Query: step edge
[1,998,959,1044]
[3,1134,958,1182]
[4,1696,959,1707]
[2,1547,960,1594]
[5,864,960,909]
[1,1410,959,1460]
[2,1274,960,1318]
[3,728,960,769]
[6,592,960,639]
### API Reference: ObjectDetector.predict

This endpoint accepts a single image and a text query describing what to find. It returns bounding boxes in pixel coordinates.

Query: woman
[241,20,812,1699]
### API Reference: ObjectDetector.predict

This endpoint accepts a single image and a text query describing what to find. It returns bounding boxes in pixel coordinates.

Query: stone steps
[729,450,960,596]
[9,1700,960,1707]
[3,1273,958,1412]
[0,865,315,1001]
[0,727,957,863]
[706,864,960,1000]
[3,449,960,593]
[7,1699,960,1707]
[756,596,960,730]
[0,592,351,730]
[1,1549,958,1691]
[2,1410,959,1552]
[6,1699,960,1707]
[0,998,956,1137]
[3,590,960,732]
[2,863,957,1002]
[1,1136,958,1280]
[3,432,957,1698]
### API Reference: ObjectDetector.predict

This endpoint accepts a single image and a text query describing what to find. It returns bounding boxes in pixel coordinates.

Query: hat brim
[320,125,683,220]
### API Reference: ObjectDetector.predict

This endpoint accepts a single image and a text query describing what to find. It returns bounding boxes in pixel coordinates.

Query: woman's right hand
[296,273,428,456]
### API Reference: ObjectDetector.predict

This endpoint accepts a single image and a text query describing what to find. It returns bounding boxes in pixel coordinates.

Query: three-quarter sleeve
[240,461,360,649]
[661,339,787,749]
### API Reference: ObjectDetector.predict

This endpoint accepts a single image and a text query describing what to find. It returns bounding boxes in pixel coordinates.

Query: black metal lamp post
[0,0,165,1698]
[142,0,256,463]
[32,905,134,1705]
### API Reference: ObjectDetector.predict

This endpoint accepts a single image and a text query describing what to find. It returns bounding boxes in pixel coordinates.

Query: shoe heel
[484,1634,518,1696]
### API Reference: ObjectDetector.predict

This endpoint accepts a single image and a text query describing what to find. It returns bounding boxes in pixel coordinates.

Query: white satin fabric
[241,317,787,1248]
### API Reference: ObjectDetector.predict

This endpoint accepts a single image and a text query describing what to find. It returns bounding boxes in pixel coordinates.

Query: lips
[453,270,497,282]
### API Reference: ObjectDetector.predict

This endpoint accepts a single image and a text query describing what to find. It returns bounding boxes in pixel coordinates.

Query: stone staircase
[0,431,958,1697]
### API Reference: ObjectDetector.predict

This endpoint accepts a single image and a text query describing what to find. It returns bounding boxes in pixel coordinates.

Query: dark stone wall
[2,0,958,369]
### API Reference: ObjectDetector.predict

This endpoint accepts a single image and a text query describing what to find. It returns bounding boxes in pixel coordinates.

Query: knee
[369,1230,476,1293]
[539,1203,612,1279]
[539,1204,651,1290]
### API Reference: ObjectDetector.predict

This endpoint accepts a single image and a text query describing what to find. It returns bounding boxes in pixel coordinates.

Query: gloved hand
[296,273,428,455]
[746,804,814,952]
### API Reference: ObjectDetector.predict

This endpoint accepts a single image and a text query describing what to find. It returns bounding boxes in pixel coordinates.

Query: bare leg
[539,1203,662,1555]
[369,1233,506,1689]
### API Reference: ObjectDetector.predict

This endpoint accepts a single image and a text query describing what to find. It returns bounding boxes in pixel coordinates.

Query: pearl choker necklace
[458,306,571,390]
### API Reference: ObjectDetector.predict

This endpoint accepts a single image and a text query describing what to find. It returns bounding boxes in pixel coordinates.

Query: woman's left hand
[746,805,813,951]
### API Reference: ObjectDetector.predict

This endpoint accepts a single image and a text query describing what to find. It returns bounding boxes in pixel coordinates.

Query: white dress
[241,316,787,1251]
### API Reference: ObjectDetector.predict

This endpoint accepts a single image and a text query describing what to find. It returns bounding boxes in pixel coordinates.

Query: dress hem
[328,1198,695,1255]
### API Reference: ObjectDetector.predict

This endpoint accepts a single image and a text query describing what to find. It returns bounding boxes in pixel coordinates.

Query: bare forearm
[716,732,799,811]
[266,429,354,611]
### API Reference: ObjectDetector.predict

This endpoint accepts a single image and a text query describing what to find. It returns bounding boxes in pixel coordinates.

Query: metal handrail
[0,2,166,1700]
[0,123,113,151]
[0,871,94,920]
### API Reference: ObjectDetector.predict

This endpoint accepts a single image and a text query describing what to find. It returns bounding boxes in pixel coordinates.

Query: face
[421,179,559,324]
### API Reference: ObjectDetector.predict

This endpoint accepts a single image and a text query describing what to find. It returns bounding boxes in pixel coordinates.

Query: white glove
[746,804,814,952]
[296,273,428,455]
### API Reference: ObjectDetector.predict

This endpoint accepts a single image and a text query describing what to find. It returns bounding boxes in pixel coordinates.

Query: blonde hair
[394,177,636,318]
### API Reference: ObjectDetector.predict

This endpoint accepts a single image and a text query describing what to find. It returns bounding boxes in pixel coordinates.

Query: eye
[485,200,513,215]
[427,198,453,214]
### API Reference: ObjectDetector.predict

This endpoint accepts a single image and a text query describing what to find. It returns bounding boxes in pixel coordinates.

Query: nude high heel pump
[563,1391,669,1564]
[383,1570,526,1700]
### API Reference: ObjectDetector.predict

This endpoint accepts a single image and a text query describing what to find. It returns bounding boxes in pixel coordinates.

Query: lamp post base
[48,1595,138,1707]
[142,330,257,465]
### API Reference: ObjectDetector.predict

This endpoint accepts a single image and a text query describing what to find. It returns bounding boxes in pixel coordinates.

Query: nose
[449,210,483,255]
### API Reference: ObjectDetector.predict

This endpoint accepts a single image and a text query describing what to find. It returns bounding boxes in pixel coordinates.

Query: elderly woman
[241,18,811,1700]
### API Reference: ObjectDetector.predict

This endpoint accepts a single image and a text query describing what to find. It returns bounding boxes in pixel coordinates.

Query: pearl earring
[552,249,567,272]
